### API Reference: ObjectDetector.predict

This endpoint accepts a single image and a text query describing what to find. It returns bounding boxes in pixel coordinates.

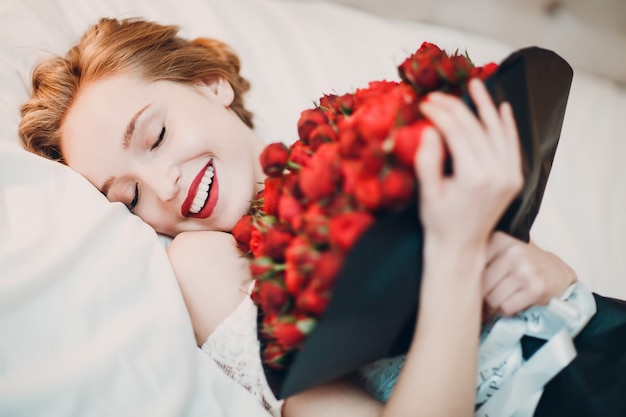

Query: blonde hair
[19,17,253,163]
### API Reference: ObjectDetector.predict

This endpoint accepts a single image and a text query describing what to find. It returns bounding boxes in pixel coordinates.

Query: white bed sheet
[0,0,625,415]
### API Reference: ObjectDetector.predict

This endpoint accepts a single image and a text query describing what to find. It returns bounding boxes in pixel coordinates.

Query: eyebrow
[99,103,151,197]
[122,103,151,149]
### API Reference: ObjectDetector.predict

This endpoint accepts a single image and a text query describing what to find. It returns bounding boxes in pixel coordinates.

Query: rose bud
[299,144,341,201]
[262,344,289,370]
[338,124,363,158]
[258,280,289,316]
[278,192,304,227]
[232,214,254,253]
[285,264,307,295]
[262,177,282,216]
[287,140,312,169]
[250,256,278,280]
[392,119,430,168]
[260,142,289,177]
[381,168,416,210]
[263,223,294,261]
[354,175,383,211]
[302,206,330,246]
[354,80,398,105]
[471,62,498,80]
[272,321,305,348]
[360,141,386,176]
[328,211,375,251]
[354,95,400,143]
[296,288,330,317]
[312,250,343,289]
[249,228,266,258]
[309,124,338,151]
[416,61,441,91]
[297,108,328,143]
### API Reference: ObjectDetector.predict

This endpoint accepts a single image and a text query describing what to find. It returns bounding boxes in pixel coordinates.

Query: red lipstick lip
[181,160,213,217]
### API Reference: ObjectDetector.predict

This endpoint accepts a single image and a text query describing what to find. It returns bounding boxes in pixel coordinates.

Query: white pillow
[0,141,196,416]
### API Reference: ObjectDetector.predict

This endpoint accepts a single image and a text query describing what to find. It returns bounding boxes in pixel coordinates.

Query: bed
[1,0,624,415]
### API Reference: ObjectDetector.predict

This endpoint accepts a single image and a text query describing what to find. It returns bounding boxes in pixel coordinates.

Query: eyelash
[128,183,139,213]
[128,125,166,213]
[151,126,166,150]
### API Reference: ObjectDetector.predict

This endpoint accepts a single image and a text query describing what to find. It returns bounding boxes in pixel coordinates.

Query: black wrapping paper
[265,46,574,399]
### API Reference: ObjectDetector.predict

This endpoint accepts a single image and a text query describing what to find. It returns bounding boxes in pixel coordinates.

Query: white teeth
[189,163,215,214]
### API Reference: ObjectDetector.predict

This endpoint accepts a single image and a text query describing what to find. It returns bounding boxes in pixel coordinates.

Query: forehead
[61,75,150,185]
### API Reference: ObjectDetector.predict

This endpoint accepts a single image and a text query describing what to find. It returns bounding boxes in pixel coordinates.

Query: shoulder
[167,231,253,345]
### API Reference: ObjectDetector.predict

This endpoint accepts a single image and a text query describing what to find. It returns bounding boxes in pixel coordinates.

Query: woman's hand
[415,79,523,251]
[482,231,578,319]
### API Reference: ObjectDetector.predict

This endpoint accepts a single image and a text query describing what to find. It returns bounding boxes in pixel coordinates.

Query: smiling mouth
[181,159,219,219]
[189,164,214,214]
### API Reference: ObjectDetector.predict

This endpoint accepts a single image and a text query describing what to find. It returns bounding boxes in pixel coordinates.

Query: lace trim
[201,282,283,417]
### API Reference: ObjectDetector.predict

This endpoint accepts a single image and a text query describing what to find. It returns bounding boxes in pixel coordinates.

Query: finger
[415,127,444,200]
[499,101,519,147]
[496,290,539,317]
[468,78,503,140]
[484,274,524,313]
[419,94,486,172]
[482,256,512,297]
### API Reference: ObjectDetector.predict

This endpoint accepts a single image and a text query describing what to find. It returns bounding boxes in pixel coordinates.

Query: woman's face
[62,74,266,237]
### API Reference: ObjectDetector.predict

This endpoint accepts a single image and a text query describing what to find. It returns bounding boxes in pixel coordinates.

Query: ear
[196,76,235,107]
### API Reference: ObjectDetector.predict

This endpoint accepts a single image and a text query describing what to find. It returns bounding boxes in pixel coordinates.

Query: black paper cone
[266,46,574,399]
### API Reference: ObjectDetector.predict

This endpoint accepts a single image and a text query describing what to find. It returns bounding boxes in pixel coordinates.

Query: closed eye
[151,126,166,150]
[128,183,139,212]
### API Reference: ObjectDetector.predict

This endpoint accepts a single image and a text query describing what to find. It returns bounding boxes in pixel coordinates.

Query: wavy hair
[19,17,253,163]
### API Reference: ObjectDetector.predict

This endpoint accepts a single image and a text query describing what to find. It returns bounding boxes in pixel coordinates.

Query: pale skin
[61,73,575,415]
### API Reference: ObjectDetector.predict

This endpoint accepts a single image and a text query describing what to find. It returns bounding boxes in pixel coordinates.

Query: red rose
[359,141,386,176]
[249,228,266,258]
[263,224,294,261]
[296,288,330,316]
[278,192,304,227]
[250,256,276,280]
[272,321,305,348]
[354,80,399,105]
[354,175,383,211]
[262,344,289,370]
[328,211,375,251]
[301,204,329,246]
[260,142,289,177]
[471,62,498,80]
[392,119,430,168]
[232,214,254,253]
[288,140,312,168]
[312,250,343,289]
[309,124,338,151]
[297,108,328,143]
[263,177,282,216]
[354,94,401,143]
[381,168,416,209]
[320,92,355,115]
[258,280,288,316]
[298,143,341,201]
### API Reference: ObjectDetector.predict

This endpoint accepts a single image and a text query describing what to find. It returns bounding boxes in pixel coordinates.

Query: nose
[138,162,181,202]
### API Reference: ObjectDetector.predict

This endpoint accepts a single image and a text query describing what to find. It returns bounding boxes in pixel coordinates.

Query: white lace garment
[201,283,283,417]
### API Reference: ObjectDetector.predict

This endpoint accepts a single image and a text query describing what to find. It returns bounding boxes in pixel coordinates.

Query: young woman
[19,18,576,416]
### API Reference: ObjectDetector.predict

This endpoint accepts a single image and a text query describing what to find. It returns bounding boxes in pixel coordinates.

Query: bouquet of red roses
[232,42,572,399]
[232,42,497,367]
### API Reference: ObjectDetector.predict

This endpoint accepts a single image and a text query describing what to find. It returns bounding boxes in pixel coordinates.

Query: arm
[482,231,578,318]
[286,79,523,416]
[166,230,253,345]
